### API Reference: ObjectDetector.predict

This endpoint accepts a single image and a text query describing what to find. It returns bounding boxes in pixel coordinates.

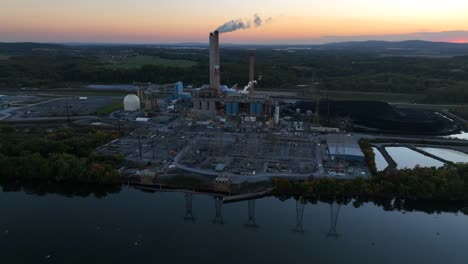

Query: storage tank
[226,102,233,115]
[274,105,280,125]
[250,103,256,115]
[256,103,263,116]
[123,94,141,112]
[232,102,239,115]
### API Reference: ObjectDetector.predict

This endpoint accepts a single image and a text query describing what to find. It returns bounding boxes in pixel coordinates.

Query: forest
[0,42,467,104]
[0,126,123,184]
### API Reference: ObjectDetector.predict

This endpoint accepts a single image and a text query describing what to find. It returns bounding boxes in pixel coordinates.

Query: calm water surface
[1,187,468,264]
[386,147,445,169]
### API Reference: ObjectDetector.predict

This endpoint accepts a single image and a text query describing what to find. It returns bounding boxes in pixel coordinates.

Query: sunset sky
[2,0,468,44]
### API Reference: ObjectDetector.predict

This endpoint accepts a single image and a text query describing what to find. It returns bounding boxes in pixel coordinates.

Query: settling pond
[417,148,468,164]
[386,147,445,170]
[372,147,389,171]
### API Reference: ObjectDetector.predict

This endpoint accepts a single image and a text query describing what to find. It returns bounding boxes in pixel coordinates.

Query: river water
[1,186,468,263]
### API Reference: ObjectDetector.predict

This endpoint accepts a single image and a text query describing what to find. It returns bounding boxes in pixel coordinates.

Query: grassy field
[103,55,197,69]
[96,102,124,115]
[58,91,128,97]
[0,54,10,60]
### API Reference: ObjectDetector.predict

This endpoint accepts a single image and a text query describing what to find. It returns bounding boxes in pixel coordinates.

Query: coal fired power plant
[191,31,274,118]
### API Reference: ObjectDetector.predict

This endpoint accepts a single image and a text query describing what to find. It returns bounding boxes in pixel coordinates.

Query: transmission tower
[313,82,321,125]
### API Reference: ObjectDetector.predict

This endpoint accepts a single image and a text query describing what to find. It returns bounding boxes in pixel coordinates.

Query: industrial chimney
[209,31,221,94]
[209,33,215,91]
[214,31,221,92]
[249,50,255,96]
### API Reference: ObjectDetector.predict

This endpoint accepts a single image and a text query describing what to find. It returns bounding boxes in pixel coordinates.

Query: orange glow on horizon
[2,0,468,43]
[449,39,468,43]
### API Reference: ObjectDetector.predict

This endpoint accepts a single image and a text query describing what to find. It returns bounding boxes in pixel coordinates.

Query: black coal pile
[290,100,459,135]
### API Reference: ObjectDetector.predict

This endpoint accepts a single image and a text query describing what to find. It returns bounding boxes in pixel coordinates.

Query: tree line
[0,47,467,104]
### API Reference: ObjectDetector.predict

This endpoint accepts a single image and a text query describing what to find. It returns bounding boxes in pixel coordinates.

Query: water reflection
[293,198,306,233]
[245,200,258,228]
[175,191,346,237]
[184,193,195,222]
[327,203,341,239]
[2,187,468,264]
[213,197,224,224]
[0,179,121,198]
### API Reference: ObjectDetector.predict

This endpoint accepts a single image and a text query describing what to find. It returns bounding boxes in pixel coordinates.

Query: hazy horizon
[2,30,468,46]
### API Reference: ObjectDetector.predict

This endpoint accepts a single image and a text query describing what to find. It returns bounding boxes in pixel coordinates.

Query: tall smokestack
[209,33,215,91]
[249,50,255,96]
[214,31,221,92]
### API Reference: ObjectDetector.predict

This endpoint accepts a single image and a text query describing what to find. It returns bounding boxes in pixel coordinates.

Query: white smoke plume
[253,14,263,27]
[216,19,251,33]
[215,14,272,33]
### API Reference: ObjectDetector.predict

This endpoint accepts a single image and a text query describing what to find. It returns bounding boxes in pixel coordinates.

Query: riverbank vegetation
[0,126,123,184]
[359,139,377,175]
[274,139,468,202]
[273,164,468,202]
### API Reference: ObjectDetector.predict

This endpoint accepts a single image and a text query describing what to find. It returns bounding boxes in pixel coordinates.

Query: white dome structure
[123,94,141,112]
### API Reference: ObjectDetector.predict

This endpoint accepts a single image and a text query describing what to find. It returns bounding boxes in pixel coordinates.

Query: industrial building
[327,134,365,162]
[191,31,274,118]
[136,87,158,112]
[171,82,191,101]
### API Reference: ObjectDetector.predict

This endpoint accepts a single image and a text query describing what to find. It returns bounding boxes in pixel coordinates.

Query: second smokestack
[249,50,255,96]
[209,33,215,91]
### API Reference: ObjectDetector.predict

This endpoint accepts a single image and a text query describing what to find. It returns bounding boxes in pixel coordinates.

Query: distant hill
[318,40,468,53]
[2,40,468,56]
[0,43,66,53]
